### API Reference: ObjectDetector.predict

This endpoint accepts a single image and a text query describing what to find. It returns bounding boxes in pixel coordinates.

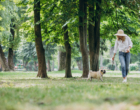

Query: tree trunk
[34,0,47,78]
[8,21,15,71]
[29,64,32,71]
[52,56,54,71]
[79,0,89,77]
[23,60,28,71]
[0,45,10,71]
[88,0,101,71]
[58,50,66,71]
[47,59,51,71]
[34,61,37,71]
[0,63,2,71]
[100,54,104,68]
[76,60,83,70]
[110,47,118,70]
[8,48,14,70]
[63,25,72,78]
[110,47,114,58]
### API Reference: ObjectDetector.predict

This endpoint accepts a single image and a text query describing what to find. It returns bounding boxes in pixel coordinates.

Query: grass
[0,70,140,110]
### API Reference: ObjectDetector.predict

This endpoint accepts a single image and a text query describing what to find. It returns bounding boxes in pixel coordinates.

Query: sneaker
[122,79,127,83]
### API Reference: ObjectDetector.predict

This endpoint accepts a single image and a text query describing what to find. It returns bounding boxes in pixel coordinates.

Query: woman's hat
[114,29,127,36]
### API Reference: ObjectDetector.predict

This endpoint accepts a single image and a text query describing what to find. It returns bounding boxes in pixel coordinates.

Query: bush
[107,63,115,70]
[103,59,110,66]
[129,64,138,71]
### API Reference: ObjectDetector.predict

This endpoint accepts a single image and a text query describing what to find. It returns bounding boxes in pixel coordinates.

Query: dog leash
[112,60,114,67]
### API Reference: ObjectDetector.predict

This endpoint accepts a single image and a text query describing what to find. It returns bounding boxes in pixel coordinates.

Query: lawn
[0,70,140,110]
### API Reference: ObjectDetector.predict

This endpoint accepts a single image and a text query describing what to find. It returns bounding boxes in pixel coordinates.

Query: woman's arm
[126,36,133,53]
[112,53,116,61]
[127,36,133,48]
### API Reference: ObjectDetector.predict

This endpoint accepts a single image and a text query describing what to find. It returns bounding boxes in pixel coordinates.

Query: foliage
[129,64,138,71]
[107,63,115,70]
[103,59,110,66]
[0,0,20,49]
[100,0,140,54]
[44,41,57,60]
[17,41,37,62]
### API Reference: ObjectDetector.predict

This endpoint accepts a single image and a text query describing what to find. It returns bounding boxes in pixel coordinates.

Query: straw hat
[114,29,127,36]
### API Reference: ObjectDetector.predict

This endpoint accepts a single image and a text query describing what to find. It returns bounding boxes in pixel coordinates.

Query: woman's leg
[125,52,131,76]
[119,52,126,78]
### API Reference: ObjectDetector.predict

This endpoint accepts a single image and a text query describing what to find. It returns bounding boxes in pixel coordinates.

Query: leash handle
[112,59,114,67]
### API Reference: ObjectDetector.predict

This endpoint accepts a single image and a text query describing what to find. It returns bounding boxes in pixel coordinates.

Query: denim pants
[119,52,131,78]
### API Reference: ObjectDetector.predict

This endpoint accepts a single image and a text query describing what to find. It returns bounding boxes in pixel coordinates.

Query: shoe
[122,79,127,83]
[125,77,127,81]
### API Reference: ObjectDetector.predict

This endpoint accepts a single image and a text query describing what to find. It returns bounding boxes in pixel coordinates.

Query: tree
[0,45,10,71]
[34,0,47,78]
[79,0,89,77]
[88,0,102,71]
[43,41,57,72]
[8,19,15,71]
[87,0,140,71]
[0,0,19,71]
[17,41,38,71]
[63,25,72,77]
[58,46,66,71]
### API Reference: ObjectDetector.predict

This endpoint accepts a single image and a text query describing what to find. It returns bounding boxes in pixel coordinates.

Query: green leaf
[0,26,5,31]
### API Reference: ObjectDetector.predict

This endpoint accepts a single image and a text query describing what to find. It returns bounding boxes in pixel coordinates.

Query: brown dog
[87,69,106,81]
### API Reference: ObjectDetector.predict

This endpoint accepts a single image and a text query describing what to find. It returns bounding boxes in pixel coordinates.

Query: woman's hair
[117,36,126,42]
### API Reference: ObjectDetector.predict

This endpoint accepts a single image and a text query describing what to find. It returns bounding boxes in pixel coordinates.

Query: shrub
[107,63,115,70]
[129,64,138,71]
[103,59,110,66]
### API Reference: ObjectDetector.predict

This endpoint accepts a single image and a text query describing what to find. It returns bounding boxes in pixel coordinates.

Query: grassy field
[0,70,140,110]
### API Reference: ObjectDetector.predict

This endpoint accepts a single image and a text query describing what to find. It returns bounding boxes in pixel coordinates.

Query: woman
[112,29,133,83]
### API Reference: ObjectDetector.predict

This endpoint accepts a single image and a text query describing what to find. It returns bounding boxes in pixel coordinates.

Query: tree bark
[34,0,47,78]
[8,48,14,70]
[110,47,118,70]
[76,60,83,70]
[29,64,32,71]
[58,50,66,71]
[63,25,72,78]
[0,45,10,71]
[47,59,51,71]
[23,60,28,71]
[100,54,104,68]
[8,21,15,71]
[109,47,114,58]
[52,56,54,71]
[88,0,101,71]
[34,61,37,71]
[79,0,89,77]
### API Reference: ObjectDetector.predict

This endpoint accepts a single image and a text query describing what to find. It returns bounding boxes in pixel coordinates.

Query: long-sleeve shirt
[114,36,133,53]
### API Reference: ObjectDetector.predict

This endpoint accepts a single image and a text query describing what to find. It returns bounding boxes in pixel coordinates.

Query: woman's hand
[112,56,115,61]
[126,48,130,53]
[126,46,131,53]
[112,53,116,61]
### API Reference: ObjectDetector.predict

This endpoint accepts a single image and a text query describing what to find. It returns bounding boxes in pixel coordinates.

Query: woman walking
[112,29,133,82]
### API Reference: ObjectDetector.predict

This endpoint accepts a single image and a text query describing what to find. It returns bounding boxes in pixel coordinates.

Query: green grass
[0,70,140,110]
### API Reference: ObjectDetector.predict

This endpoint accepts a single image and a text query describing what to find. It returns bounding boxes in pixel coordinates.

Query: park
[0,0,140,110]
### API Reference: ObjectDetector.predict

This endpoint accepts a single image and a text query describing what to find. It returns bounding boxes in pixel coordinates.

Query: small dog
[87,69,106,81]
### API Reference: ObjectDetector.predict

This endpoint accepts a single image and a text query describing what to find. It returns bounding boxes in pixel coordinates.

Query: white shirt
[114,36,133,53]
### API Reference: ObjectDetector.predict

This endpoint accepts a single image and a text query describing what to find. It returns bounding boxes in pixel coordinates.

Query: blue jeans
[119,52,131,78]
